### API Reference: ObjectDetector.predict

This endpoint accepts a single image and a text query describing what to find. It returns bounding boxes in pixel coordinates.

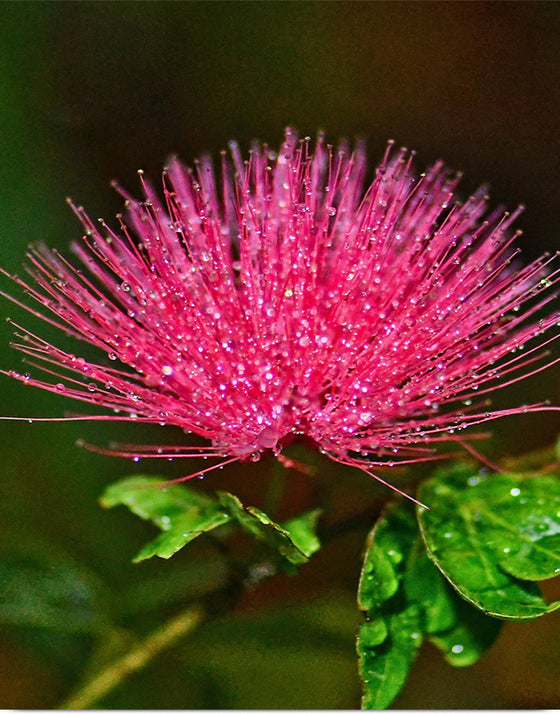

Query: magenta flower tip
[3,130,560,485]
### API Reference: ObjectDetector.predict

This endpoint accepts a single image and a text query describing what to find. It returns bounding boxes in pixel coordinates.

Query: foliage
[357,461,560,708]
[3,456,560,708]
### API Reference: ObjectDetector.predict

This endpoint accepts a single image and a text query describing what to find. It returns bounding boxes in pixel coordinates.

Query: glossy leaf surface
[404,539,502,667]
[357,503,423,709]
[281,509,322,558]
[217,491,320,568]
[100,477,321,567]
[418,464,560,619]
[358,499,504,709]
[100,476,231,561]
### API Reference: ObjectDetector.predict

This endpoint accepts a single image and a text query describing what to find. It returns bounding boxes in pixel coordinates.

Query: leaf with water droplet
[404,538,501,667]
[357,503,423,709]
[217,492,320,569]
[357,604,423,710]
[132,506,232,562]
[357,499,506,708]
[427,591,502,668]
[418,463,560,619]
[358,502,417,612]
[100,476,231,561]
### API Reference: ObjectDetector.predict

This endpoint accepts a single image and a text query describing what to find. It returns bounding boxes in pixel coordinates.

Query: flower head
[2,129,559,486]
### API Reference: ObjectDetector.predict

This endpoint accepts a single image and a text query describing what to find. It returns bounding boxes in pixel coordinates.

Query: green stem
[58,604,205,710]
[263,458,287,517]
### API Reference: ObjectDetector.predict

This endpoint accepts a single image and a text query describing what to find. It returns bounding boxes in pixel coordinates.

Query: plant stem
[58,604,205,710]
[263,458,287,517]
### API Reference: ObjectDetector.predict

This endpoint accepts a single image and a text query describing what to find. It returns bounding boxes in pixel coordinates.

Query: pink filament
[2,129,560,494]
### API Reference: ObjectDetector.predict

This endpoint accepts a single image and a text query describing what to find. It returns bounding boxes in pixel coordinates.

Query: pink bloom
[2,129,559,488]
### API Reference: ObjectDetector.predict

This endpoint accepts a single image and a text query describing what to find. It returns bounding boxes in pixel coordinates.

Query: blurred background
[1,1,560,708]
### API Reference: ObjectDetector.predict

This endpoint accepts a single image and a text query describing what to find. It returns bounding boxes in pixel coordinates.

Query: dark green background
[1,1,560,708]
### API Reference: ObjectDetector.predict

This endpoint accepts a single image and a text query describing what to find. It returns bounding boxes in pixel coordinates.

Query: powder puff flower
[2,129,559,490]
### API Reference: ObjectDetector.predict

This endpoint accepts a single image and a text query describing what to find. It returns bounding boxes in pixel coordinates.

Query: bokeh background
[1,1,560,708]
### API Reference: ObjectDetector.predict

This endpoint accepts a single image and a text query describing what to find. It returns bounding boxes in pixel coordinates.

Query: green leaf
[100,477,321,566]
[282,509,322,558]
[358,502,417,612]
[418,464,560,620]
[217,491,320,568]
[404,540,501,667]
[404,539,456,635]
[428,594,502,668]
[132,508,232,562]
[357,499,504,708]
[357,503,423,709]
[357,606,423,710]
[100,475,222,526]
[100,476,231,561]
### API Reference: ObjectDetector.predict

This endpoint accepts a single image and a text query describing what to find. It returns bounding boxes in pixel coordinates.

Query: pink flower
[2,129,559,489]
